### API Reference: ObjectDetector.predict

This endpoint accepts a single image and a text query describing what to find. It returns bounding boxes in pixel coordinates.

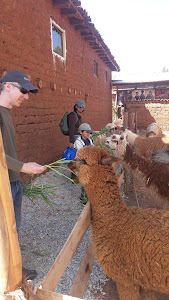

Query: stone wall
[125,100,169,132]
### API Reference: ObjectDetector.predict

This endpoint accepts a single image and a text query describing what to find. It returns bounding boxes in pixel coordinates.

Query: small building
[112,75,169,132]
[112,76,169,104]
[0,0,119,168]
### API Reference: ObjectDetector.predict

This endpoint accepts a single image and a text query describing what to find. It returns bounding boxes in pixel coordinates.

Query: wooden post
[135,112,138,133]
[69,240,95,298]
[123,112,128,130]
[128,112,135,131]
[0,131,22,293]
[42,201,91,291]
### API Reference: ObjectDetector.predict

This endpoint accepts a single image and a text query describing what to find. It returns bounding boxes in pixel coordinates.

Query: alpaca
[69,146,169,299]
[105,118,123,130]
[104,135,169,207]
[122,129,169,158]
[93,119,123,147]
[146,122,162,137]
[93,121,123,147]
[152,146,169,164]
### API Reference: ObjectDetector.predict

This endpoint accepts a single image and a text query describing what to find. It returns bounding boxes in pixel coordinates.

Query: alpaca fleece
[146,123,162,137]
[122,144,169,201]
[104,136,169,207]
[69,146,169,299]
[123,129,169,159]
[152,147,169,164]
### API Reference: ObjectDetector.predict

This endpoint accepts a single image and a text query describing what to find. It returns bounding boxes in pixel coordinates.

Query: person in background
[135,91,140,100]
[0,70,46,280]
[140,89,145,100]
[74,123,94,205]
[67,99,85,149]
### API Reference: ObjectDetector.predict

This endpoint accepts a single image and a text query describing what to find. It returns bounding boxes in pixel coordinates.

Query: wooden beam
[69,240,95,298]
[69,17,84,25]
[36,289,83,300]
[81,31,93,36]
[0,131,22,293]
[88,23,95,28]
[84,36,96,41]
[92,45,101,49]
[77,7,91,22]
[99,56,108,59]
[72,0,81,5]
[96,49,103,53]
[41,202,91,291]
[52,0,70,7]
[61,8,77,15]
[53,0,69,3]
[75,24,89,30]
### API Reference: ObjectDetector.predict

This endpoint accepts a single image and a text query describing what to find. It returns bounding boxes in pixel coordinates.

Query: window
[94,60,98,77]
[104,70,107,82]
[51,19,66,58]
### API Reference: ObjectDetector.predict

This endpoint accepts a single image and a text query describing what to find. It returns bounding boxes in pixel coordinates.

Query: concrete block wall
[125,100,169,132]
[0,0,113,170]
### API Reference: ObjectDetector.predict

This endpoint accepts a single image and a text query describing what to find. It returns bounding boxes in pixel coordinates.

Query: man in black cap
[67,99,85,149]
[0,70,46,280]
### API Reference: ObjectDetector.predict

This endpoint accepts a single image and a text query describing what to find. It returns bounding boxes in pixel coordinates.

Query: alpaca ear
[101,155,118,165]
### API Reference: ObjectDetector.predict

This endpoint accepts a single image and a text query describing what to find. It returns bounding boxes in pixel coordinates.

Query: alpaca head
[104,134,128,159]
[105,123,123,135]
[68,146,117,187]
[120,129,138,145]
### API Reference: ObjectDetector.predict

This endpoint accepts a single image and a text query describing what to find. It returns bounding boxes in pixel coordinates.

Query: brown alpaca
[122,129,169,159]
[104,136,169,208]
[69,146,169,300]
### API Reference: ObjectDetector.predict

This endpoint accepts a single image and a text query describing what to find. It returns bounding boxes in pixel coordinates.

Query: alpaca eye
[82,159,87,165]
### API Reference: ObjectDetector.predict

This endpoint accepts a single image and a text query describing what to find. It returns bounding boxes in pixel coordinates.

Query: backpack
[59,112,78,136]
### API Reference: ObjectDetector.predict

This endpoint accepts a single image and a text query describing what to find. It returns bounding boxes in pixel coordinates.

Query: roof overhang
[111,80,169,90]
[52,0,120,71]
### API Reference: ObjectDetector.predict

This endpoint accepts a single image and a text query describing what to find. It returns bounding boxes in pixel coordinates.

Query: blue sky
[81,0,169,77]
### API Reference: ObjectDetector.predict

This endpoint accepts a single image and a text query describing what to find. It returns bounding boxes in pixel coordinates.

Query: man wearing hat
[67,99,85,149]
[0,70,46,279]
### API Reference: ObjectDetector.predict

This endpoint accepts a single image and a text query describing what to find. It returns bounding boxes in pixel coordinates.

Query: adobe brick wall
[125,100,169,132]
[0,0,113,173]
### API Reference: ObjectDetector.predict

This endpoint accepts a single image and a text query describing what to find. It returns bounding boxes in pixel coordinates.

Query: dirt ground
[92,171,169,300]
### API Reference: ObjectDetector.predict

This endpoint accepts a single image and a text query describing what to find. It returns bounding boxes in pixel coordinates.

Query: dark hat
[75,100,85,108]
[78,123,93,133]
[1,70,38,93]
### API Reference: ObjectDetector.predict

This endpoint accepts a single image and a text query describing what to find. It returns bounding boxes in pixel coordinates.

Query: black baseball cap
[1,70,38,93]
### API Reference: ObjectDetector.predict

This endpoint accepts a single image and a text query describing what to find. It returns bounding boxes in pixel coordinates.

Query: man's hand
[21,162,47,174]
[69,143,74,149]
